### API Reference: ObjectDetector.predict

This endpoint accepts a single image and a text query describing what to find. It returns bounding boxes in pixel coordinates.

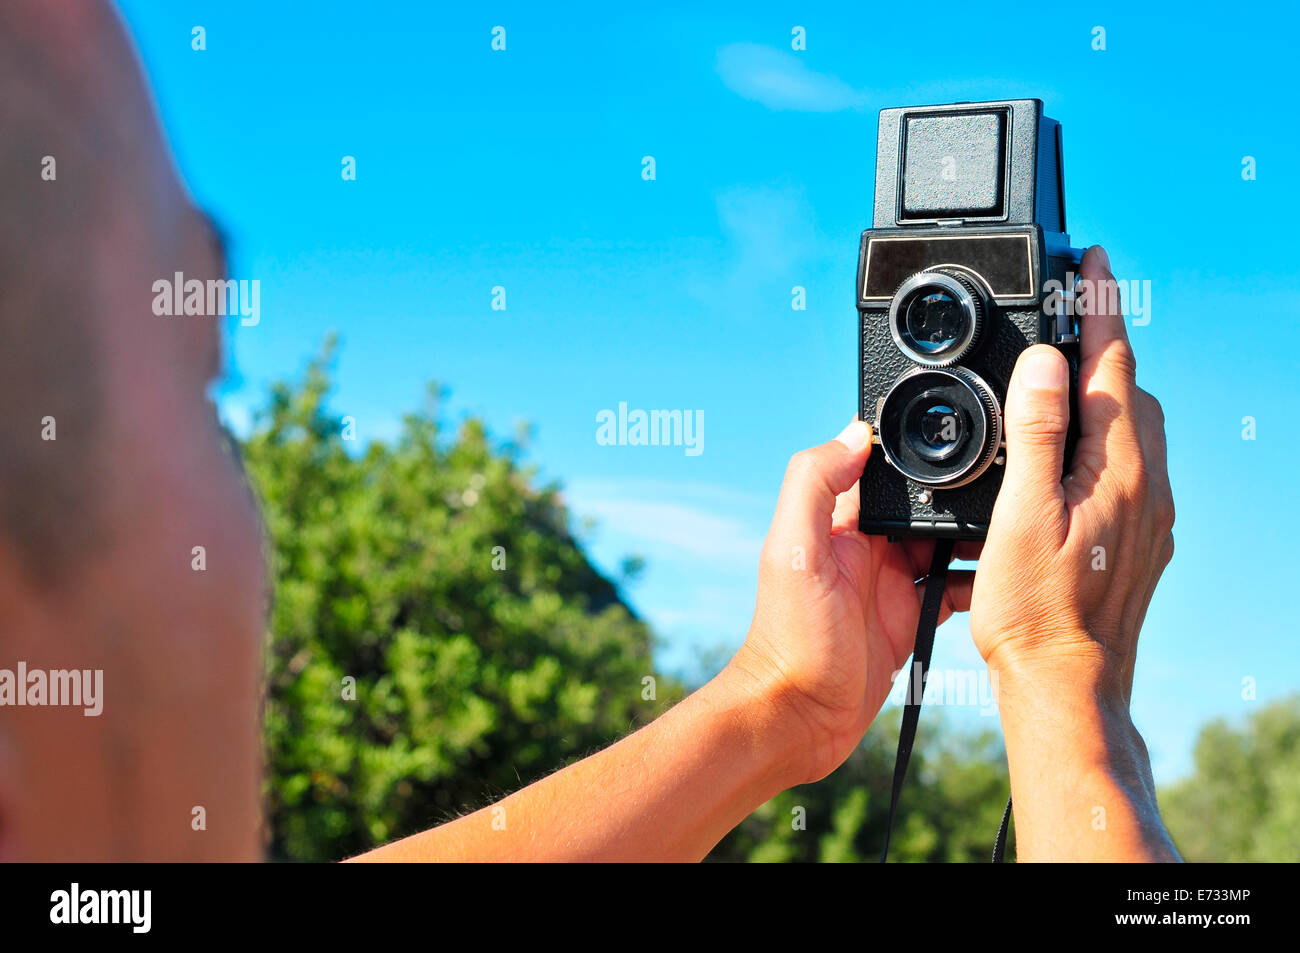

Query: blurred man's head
[0,0,266,860]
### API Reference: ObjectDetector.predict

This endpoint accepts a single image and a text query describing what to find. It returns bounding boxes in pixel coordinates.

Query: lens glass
[919,403,963,456]
[901,392,967,463]
[903,290,966,355]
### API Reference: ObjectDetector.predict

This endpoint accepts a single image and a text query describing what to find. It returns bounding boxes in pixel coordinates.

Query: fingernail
[1017,348,1066,392]
[835,419,872,452]
[1090,244,1111,273]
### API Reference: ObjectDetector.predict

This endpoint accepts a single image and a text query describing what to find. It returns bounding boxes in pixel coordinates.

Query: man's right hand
[970,244,1180,861]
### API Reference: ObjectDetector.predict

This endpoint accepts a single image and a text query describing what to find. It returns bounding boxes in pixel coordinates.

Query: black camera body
[858,99,1085,540]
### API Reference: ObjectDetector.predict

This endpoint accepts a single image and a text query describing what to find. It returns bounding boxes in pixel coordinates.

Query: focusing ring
[888,268,988,367]
[946,366,1001,486]
[878,366,1003,489]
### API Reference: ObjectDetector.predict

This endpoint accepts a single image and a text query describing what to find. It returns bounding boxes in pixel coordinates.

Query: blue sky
[117,0,1299,783]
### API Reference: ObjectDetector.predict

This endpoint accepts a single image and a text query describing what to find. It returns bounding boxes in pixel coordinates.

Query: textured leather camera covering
[859,302,1040,538]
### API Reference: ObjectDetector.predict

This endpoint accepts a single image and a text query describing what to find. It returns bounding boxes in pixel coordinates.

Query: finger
[1134,388,1172,499]
[901,538,983,578]
[1077,245,1139,440]
[990,345,1070,542]
[770,421,873,562]
[831,485,860,533]
[1078,244,1132,376]
[914,568,976,623]
[902,538,937,579]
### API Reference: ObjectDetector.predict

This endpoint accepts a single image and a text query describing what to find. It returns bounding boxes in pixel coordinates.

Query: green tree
[1160,695,1300,861]
[243,345,681,861]
[710,714,1014,863]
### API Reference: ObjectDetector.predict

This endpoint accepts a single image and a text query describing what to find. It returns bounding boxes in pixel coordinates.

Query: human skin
[0,0,267,861]
[970,245,1179,861]
[1,0,1175,862]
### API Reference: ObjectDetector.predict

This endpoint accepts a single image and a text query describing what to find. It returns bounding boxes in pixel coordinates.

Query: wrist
[993,647,1133,765]
[984,630,1129,715]
[989,645,1171,856]
[996,690,1171,860]
[711,650,815,793]
[997,671,1138,773]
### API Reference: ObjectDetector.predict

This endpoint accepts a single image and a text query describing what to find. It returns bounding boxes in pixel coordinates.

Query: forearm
[995,659,1180,862]
[349,663,798,862]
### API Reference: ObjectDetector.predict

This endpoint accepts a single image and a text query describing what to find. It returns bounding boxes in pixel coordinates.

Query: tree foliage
[1160,695,1300,861]
[244,346,680,861]
[710,717,1013,862]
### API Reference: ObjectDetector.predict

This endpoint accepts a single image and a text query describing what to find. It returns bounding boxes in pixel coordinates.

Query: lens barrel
[878,366,1001,488]
[887,268,987,367]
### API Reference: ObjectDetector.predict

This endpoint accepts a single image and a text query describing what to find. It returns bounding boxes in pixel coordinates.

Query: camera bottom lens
[878,367,1001,488]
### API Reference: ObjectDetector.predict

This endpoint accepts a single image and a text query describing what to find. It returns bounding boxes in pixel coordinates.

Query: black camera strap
[879,537,953,862]
[878,536,1017,863]
[992,795,1013,862]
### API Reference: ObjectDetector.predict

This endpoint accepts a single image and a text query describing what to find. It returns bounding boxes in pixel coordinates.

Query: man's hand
[972,244,1173,695]
[971,244,1180,860]
[729,420,974,788]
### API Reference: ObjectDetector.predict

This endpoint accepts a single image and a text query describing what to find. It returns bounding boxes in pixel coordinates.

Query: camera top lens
[888,268,988,367]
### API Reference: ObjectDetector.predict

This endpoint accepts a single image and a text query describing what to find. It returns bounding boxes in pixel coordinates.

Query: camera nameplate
[861,233,1035,301]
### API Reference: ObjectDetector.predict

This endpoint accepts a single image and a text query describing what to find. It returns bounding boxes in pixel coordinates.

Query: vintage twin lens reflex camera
[857,99,1086,540]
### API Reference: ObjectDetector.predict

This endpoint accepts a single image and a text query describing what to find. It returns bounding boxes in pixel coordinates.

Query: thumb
[769,420,872,563]
[994,345,1070,536]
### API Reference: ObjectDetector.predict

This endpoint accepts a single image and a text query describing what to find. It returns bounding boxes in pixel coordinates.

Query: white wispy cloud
[715,42,866,112]
[574,497,763,562]
[714,183,821,276]
[565,478,765,678]
[685,182,835,316]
